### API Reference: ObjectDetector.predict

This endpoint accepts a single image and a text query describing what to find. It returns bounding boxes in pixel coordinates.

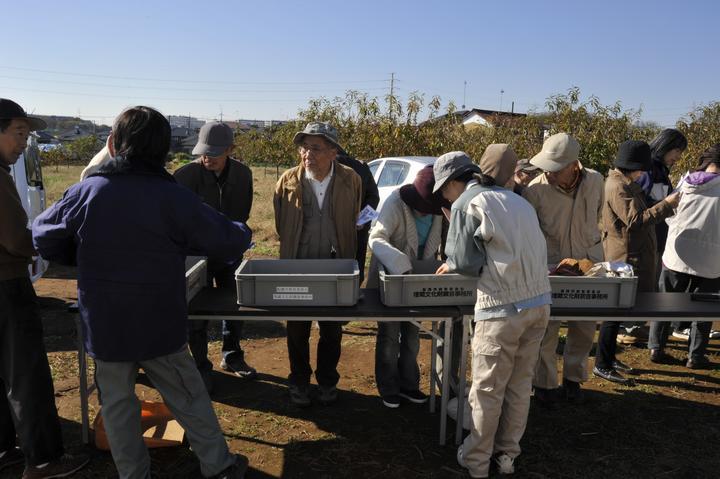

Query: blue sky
[2,0,717,126]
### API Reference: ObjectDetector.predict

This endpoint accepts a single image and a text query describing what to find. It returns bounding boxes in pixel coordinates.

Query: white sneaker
[672,328,690,341]
[493,453,515,474]
[710,330,720,340]
[457,445,489,478]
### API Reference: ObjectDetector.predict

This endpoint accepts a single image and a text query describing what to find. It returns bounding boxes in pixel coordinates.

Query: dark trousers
[286,321,343,387]
[595,321,621,370]
[0,277,64,465]
[648,268,719,360]
[188,264,245,370]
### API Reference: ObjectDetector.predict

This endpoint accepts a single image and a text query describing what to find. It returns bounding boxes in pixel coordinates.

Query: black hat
[614,140,651,171]
[0,98,47,131]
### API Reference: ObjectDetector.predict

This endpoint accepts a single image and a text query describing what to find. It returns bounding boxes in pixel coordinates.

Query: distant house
[422,108,527,129]
[57,126,93,143]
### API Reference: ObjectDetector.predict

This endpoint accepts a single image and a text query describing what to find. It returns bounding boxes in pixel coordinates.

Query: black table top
[188,287,461,318]
[456,292,720,318]
[190,289,719,320]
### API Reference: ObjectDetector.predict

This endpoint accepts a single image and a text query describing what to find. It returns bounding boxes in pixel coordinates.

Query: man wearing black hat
[174,122,256,392]
[594,140,679,384]
[0,99,89,477]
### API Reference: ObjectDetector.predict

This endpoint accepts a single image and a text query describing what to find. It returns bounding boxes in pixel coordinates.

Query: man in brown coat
[273,122,361,407]
[0,98,88,478]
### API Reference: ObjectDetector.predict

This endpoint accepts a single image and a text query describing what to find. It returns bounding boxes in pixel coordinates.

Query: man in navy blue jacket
[33,106,251,479]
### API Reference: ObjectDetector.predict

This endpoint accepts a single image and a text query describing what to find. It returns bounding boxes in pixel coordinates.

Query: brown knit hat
[399,165,443,215]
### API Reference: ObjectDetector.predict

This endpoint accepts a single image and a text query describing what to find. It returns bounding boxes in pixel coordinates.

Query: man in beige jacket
[523,133,604,405]
[273,122,361,407]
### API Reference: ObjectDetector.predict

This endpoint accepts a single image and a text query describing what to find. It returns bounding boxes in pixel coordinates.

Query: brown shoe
[22,453,90,479]
[0,447,24,472]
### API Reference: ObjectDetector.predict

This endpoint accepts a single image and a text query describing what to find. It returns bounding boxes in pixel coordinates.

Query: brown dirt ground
[2,263,719,479]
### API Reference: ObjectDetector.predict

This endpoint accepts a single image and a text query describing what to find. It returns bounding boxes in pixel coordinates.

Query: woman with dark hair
[595,141,680,385]
[649,144,720,369]
[619,129,688,344]
[33,106,252,479]
[434,149,551,478]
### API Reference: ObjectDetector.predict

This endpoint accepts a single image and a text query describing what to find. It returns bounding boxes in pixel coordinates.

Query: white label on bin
[273,293,314,300]
[275,286,309,293]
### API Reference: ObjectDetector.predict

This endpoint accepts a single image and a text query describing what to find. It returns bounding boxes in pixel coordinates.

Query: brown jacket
[601,169,674,291]
[0,165,34,280]
[523,165,605,264]
[273,161,362,260]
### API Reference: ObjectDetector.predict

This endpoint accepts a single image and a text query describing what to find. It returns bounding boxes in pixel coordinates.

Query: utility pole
[462,80,467,110]
[389,72,395,122]
[500,89,504,112]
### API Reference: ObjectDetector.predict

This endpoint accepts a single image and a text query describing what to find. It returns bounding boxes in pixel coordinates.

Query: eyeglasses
[299,143,332,154]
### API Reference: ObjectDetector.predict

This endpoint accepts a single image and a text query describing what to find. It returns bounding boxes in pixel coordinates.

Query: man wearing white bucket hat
[523,133,605,406]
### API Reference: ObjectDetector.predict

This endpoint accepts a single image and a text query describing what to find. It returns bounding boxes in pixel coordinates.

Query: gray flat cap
[292,121,343,151]
[432,151,481,194]
[192,122,234,157]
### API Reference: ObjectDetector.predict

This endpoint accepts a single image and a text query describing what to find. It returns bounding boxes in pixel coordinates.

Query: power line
[0,65,389,86]
[0,74,389,94]
[0,85,383,104]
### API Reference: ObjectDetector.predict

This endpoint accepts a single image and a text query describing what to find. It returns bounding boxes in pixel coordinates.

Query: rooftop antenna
[462,80,467,110]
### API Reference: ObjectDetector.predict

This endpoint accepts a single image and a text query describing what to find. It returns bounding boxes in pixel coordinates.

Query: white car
[10,135,49,282]
[367,156,436,212]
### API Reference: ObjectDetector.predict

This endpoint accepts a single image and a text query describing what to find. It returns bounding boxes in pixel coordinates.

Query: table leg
[75,316,90,445]
[455,315,470,445]
[429,321,437,414]
[439,317,453,446]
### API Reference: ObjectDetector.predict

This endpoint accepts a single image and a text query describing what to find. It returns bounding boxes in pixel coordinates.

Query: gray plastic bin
[235,259,360,306]
[185,256,207,304]
[549,275,638,308]
[379,259,477,307]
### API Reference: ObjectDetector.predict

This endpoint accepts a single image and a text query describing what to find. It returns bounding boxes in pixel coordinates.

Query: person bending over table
[435,149,551,479]
[367,165,444,409]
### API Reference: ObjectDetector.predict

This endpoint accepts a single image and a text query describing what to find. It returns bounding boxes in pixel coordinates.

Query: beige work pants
[533,320,596,389]
[462,305,549,478]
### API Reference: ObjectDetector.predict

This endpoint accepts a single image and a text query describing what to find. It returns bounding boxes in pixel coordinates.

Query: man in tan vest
[273,122,362,407]
[523,133,604,406]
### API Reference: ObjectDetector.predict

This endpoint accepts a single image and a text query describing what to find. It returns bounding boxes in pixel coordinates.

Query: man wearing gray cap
[174,122,256,392]
[0,99,89,477]
[273,121,362,407]
[434,150,551,479]
[523,133,605,406]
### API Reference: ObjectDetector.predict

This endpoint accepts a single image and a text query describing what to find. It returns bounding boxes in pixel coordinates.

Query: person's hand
[435,263,450,275]
[665,191,681,208]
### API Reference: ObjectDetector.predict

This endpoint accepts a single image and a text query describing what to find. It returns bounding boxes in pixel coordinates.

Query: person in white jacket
[368,165,444,408]
[435,150,551,479]
[648,144,720,369]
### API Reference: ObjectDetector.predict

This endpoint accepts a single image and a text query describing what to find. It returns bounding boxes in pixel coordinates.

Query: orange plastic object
[93,400,185,450]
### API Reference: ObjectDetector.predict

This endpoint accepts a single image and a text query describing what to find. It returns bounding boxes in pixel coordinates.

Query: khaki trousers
[462,305,549,478]
[533,320,596,389]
